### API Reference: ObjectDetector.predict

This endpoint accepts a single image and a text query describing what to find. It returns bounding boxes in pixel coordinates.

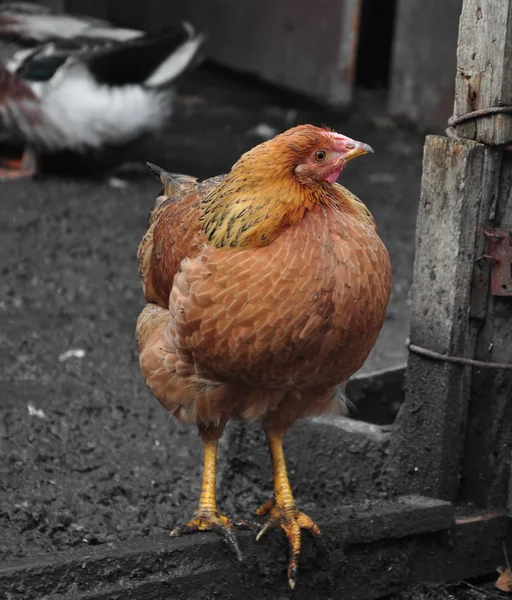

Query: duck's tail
[144,24,204,87]
[86,24,204,88]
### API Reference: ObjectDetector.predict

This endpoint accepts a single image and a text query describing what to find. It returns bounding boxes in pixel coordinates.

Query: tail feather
[0,2,53,15]
[147,162,197,200]
[144,27,204,87]
[0,12,139,45]
[147,161,166,179]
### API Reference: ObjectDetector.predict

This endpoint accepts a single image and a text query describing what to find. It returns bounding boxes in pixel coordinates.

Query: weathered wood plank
[445,0,512,509]
[461,152,512,508]
[387,0,461,133]
[0,496,453,600]
[454,0,512,145]
[2,503,509,600]
[347,364,406,425]
[386,135,486,501]
[64,0,362,107]
[189,0,362,105]
[389,0,512,508]
[509,444,512,512]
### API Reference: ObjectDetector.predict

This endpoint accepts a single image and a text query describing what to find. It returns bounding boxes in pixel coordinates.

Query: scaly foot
[0,149,38,181]
[256,498,321,589]
[170,510,258,560]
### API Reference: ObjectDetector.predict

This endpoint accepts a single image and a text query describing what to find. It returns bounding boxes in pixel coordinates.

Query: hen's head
[283,125,373,184]
[201,124,374,249]
[238,124,373,185]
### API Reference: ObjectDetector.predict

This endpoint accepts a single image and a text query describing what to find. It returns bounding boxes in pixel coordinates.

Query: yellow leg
[256,431,321,589]
[193,436,219,515]
[170,427,257,559]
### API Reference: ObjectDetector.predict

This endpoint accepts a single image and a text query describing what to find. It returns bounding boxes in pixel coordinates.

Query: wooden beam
[386,136,486,501]
[0,497,451,600]
[453,0,512,145]
[1,501,509,600]
[387,0,462,133]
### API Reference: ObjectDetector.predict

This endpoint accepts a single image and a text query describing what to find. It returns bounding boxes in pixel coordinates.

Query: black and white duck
[0,2,203,182]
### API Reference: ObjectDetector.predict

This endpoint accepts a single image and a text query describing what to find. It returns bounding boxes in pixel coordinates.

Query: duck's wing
[0,4,142,46]
[0,2,53,16]
[11,44,69,82]
[9,22,203,88]
[84,24,204,88]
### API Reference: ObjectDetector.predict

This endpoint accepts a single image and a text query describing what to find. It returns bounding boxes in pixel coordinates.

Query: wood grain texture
[389,0,512,509]
[461,152,512,509]
[454,0,512,145]
[451,0,512,509]
[0,496,460,600]
[2,499,510,600]
[386,135,486,501]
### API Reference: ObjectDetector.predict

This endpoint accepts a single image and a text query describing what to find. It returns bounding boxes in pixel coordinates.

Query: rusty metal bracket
[486,228,512,296]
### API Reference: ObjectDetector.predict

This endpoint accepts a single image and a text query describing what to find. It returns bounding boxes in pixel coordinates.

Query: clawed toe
[255,498,321,589]
[170,511,258,560]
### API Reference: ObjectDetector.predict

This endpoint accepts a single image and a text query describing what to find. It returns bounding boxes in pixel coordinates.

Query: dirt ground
[390,580,509,600]
[0,64,423,568]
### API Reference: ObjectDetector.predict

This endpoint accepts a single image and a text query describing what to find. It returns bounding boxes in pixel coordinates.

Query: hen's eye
[314,150,327,163]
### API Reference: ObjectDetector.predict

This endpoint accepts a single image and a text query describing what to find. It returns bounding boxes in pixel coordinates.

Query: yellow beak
[343,140,374,163]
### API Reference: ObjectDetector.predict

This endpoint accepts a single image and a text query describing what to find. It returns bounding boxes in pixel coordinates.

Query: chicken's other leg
[0,147,38,181]
[256,426,321,589]
[170,423,256,559]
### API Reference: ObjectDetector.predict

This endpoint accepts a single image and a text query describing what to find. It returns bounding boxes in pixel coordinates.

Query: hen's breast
[170,204,391,389]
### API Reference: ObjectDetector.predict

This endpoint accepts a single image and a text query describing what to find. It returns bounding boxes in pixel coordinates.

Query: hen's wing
[137,165,225,307]
[169,205,390,389]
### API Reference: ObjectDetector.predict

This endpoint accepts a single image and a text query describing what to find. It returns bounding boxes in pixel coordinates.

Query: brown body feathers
[136,125,391,430]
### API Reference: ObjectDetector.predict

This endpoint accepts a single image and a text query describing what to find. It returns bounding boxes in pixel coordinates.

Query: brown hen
[136,125,391,588]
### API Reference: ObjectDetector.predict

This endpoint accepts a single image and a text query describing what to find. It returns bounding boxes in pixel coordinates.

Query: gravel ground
[0,65,424,564]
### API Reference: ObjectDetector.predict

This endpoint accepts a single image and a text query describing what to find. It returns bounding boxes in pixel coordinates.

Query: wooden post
[453,2,512,145]
[450,0,512,510]
[388,0,462,133]
[385,136,487,501]
[387,0,512,507]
